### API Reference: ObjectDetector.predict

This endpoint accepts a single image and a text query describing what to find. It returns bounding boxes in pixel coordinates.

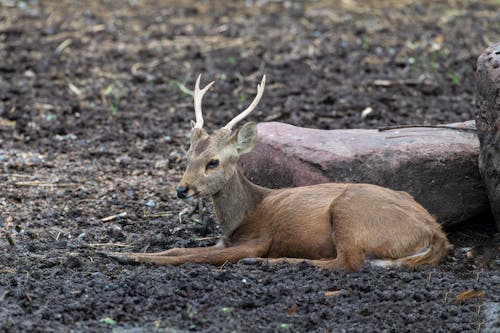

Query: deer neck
[211,166,270,238]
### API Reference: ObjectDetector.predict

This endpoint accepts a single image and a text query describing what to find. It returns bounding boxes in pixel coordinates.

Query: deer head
[176,75,266,199]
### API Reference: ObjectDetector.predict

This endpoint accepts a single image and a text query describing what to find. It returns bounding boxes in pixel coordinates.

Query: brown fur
[109,122,450,271]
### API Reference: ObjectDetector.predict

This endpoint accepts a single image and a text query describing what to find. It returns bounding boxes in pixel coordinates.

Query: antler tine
[224,75,266,131]
[193,74,215,129]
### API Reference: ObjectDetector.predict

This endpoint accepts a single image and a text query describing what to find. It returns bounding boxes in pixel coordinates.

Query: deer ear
[191,127,208,143]
[230,122,257,155]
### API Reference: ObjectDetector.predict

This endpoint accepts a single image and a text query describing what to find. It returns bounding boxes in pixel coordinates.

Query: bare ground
[0,1,499,332]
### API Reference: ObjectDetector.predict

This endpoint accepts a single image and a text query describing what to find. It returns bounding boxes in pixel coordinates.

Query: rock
[239,121,489,227]
[475,42,500,230]
[145,199,156,208]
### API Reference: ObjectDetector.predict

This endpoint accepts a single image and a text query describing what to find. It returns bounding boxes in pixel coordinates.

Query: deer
[105,74,450,271]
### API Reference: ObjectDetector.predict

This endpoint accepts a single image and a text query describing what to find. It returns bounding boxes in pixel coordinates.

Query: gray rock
[475,42,500,230]
[239,121,488,227]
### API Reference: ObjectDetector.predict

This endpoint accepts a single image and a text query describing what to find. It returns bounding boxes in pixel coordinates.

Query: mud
[1,1,499,332]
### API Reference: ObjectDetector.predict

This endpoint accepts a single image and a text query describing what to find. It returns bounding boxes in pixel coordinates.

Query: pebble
[145,199,156,208]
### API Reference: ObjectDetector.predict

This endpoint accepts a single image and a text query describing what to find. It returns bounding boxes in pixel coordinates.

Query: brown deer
[106,75,450,271]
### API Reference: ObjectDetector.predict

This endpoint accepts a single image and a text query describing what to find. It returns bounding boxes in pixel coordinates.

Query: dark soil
[1,1,499,332]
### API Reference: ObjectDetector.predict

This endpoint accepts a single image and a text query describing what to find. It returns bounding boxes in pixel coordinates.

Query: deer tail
[370,232,450,268]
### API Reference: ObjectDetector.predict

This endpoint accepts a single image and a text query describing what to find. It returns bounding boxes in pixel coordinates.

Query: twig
[444,289,451,303]
[4,173,38,179]
[384,135,424,139]
[141,243,150,253]
[144,212,173,218]
[55,38,72,55]
[6,232,15,246]
[219,260,230,270]
[378,125,476,132]
[194,236,217,241]
[13,181,80,187]
[372,79,435,87]
[0,118,16,127]
[101,212,127,222]
[477,321,483,333]
[187,201,199,218]
[83,242,133,248]
[68,83,83,97]
[198,199,212,235]
[198,199,204,223]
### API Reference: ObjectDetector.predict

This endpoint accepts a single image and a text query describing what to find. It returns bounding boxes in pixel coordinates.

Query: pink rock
[239,121,489,226]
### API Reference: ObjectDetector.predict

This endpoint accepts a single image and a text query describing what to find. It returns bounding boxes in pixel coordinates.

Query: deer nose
[176,186,189,199]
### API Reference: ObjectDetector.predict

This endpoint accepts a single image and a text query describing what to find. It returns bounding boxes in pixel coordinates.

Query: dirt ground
[1,0,499,332]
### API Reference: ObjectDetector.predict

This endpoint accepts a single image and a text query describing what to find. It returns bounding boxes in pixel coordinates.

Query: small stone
[361,107,373,119]
[30,156,42,165]
[325,290,342,297]
[145,199,156,208]
[23,70,35,78]
[76,233,86,242]
[108,225,124,240]
[154,159,169,169]
[169,151,182,163]
[54,133,77,141]
[116,154,131,166]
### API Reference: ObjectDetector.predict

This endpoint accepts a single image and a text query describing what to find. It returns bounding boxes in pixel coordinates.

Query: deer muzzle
[176,186,189,199]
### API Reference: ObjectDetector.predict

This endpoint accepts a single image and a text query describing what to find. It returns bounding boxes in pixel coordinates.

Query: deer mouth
[184,191,200,199]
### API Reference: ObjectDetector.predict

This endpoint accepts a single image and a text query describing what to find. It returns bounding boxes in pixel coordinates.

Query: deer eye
[206,159,219,169]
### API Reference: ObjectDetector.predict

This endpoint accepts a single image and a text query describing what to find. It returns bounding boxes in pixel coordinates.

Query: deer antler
[224,75,266,131]
[193,74,215,129]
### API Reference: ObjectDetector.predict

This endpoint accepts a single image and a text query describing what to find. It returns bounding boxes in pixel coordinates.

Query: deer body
[107,75,449,271]
[214,168,447,271]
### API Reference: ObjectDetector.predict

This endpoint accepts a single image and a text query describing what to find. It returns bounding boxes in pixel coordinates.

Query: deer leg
[239,218,366,271]
[129,240,225,257]
[311,249,365,272]
[239,257,325,265]
[238,257,309,265]
[317,216,366,271]
[239,256,357,271]
[250,252,363,271]
[105,242,266,266]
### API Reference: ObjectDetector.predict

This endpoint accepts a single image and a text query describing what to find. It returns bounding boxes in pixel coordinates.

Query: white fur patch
[369,259,399,268]
[369,246,431,268]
